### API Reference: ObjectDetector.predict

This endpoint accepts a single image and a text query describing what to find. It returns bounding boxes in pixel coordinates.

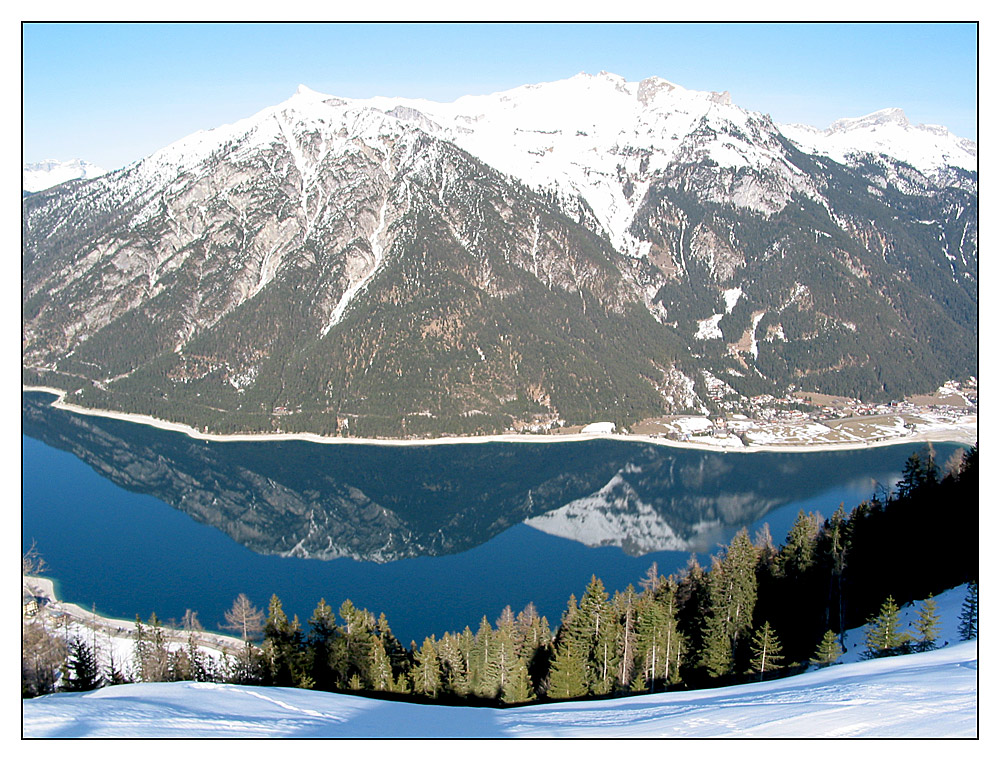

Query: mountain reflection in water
[22,391,945,562]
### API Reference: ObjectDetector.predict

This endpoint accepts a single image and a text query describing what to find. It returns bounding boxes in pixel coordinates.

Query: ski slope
[21,642,976,738]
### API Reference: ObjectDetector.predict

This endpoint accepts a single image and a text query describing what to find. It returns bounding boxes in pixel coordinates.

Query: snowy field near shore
[22,585,978,739]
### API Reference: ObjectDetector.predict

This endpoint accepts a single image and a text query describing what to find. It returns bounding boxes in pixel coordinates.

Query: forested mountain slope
[23,73,977,436]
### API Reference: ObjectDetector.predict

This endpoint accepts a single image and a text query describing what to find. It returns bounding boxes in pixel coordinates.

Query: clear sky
[22,21,978,171]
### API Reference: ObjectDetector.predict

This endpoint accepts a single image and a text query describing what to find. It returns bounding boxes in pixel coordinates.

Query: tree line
[23,445,977,702]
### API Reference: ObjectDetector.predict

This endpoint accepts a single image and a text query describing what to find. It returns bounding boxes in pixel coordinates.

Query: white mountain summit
[23,158,106,193]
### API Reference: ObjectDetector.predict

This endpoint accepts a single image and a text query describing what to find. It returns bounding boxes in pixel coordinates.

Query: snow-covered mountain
[22,584,977,738]
[22,73,977,437]
[780,108,976,188]
[23,158,105,193]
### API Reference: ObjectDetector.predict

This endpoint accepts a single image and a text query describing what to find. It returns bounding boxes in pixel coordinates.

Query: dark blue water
[22,394,965,645]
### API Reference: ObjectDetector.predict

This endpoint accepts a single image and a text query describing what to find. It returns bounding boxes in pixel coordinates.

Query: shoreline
[23,385,977,454]
[23,575,246,653]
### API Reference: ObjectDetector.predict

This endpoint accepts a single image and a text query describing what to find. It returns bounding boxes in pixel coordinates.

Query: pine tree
[811,630,844,667]
[368,635,393,692]
[747,622,783,679]
[546,636,588,699]
[911,597,941,652]
[614,586,638,690]
[307,598,339,690]
[896,445,939,499]
[262,595,307,687]
[338,599,375,687]
[185,628,211,682]
[781,510,820,576]
[411,637,442,698]
[699,613,733,678]
[863,596,908,658]
[469,615,497,698]
[490,607,525,700]
[436,631,471,697]
[66,638,104,692]
[501,656,533,704]
[958,582,978,640]
[132,616,149,681]
[629,672,647,693]
[635,577,685,689]
[576,576,618,694]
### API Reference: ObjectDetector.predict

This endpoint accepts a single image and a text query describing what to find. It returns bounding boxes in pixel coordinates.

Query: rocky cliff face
[23,74,977,436]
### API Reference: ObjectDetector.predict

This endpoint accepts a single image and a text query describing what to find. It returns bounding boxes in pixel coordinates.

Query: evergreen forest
[24,445,978,704]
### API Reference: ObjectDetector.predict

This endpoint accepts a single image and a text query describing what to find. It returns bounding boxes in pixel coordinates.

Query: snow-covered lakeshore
[23,386,977,454]
[22,584,977,738]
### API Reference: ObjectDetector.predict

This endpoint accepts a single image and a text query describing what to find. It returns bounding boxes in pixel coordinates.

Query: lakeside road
[23,385,977,454]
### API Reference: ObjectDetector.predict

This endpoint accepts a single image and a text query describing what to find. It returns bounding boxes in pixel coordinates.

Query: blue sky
[23,22,978,171]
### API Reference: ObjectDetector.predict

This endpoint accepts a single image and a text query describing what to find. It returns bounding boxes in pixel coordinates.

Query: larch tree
[223,593,264,642]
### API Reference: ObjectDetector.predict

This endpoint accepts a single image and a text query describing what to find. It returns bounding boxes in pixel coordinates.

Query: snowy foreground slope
[21,642,976,738]
[23,584,977,738]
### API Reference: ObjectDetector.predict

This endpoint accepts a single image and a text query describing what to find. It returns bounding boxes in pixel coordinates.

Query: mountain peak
[291,83,329,101]
[829,107,910,133]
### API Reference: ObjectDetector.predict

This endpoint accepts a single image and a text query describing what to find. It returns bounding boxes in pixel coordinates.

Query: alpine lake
[22,390,967,645]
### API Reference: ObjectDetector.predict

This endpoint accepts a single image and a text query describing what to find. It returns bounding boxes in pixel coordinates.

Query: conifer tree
[811,630,844,667]
[368,635,393,691]
[699,613,733,678]
[747,621,783,679]
[715,529,758,642]
[575,576,618,694]
[185,628,211,682]
[104,627,129,686]
[307,598,339,690]
[469,615,497,698]
[614,586,638,690]
[546,636,588,699]
[911,597,941,652]
[781,511,821,576]
[490,607,525,699]
[547,591,589,699]
[863,596,908,658]
[132,616,149,682]
[958,582,978,641]
[338,599,375,686]
[823,506,849,641]
[629,672,647,693]
[436,631,471,697]
[411,637,442,698]
[263,595,307,687]
[147,613,170,682]
[501,654,533,704]
[635,577,685,689]
[66,638,104,692]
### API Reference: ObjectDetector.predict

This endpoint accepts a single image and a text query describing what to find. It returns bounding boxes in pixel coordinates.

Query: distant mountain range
[22,158,106,193]
[22,72,977,437]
